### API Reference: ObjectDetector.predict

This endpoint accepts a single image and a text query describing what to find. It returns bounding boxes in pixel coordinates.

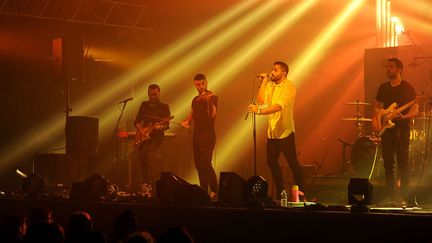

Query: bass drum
[350,137,378,178]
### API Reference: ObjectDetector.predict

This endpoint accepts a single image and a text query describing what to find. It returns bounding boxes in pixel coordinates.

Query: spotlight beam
[171,0,318,180]
[0,0,257,171]
[133,0,283,112]
[290,0,366,84]
[96,1,283,142]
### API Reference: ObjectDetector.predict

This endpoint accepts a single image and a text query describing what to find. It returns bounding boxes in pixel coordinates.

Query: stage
[1,193,432,242]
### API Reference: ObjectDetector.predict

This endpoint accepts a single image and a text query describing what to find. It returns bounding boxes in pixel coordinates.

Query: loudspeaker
[218,172,246,206]
[66,116,99,155]
[348,178,373,205]
[156,172,210,205]
[52,37,84,82]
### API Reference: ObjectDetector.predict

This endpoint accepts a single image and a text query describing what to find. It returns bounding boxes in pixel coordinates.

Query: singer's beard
[270,75,281,82]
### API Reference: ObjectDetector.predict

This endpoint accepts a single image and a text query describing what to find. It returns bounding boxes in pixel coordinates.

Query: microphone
[118,97,133,104]
[256,73,270,79]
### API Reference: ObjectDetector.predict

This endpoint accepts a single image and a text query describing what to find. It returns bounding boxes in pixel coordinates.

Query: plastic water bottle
[280,190,288,207]
[291,185,300,202]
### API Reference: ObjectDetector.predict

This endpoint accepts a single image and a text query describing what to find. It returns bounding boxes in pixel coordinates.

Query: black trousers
[138,138,163,191]
[266,132,304,196]
[193,131,218,193]
[381,128,410,199]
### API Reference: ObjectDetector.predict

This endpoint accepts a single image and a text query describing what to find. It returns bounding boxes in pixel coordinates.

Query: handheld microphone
[118,97,133,104]
[256,73,270,79]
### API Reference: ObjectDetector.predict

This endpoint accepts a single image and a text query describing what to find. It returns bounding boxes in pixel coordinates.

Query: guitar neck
[395,99,415,114]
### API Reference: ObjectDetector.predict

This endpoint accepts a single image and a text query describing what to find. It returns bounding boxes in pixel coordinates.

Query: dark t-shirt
[192,93,217,135]
[375,80,416,130]
[134,101,170,139]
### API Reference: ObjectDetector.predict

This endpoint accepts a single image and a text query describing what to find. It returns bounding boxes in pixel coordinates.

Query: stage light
[244,175,270,207]
[348,178,373,212]
[16,169,27,178]
[390,17,404,35]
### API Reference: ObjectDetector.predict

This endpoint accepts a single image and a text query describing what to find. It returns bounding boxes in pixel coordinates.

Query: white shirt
[264,78,296,139]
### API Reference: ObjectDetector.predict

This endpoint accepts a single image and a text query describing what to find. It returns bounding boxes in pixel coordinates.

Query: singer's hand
[258,73,269,79]
[247,103,258,113]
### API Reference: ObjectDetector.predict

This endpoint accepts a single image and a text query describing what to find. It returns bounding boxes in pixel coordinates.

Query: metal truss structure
[0,0,151,31]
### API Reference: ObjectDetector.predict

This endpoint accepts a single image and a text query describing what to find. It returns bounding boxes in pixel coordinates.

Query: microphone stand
[245,76,262,177]
[245,99,258,176]
[337,138,353,176]
[111,100,129,186]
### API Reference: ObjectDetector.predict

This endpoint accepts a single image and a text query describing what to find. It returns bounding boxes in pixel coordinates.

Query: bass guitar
[374,96,424,136]
[134,116,174,148]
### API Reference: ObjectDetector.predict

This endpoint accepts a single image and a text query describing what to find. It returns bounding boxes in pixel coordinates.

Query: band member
[181,73,218,200]
[247,61,304,198]
[134,84,170,196]
[372,58,418,206]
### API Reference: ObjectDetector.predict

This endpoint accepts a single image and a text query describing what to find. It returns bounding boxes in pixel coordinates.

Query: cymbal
[346,101,371,105]
[342,117,372,122]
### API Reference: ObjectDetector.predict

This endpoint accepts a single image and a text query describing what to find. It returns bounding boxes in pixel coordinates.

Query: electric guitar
[374,96,424,136]
[134,116,174,148]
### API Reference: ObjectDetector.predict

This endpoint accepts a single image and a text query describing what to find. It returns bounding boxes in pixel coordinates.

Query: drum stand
[340,100,373,176]
[337,138,353,176]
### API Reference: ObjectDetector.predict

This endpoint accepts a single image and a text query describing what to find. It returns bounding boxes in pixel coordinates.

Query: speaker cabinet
[218,172,246,206]
[66,116,99,155]
[52,37,84,82]
[156,172,210,205]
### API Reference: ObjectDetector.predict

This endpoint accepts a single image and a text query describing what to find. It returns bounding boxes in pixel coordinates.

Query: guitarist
[372,58,419,206]
[134,84,171,196]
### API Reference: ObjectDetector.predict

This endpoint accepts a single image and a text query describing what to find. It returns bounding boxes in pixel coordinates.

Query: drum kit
[340,100,432,178]
[340,100,380,178]
[409,112,432,177]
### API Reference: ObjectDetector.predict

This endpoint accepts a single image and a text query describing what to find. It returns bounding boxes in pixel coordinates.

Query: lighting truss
[0,0,151,31]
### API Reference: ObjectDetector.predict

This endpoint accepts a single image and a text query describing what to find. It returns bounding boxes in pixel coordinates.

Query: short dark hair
[148,84,160,92]
[193,73,206,81]
[388,58,403,70]
[273,61,289,74]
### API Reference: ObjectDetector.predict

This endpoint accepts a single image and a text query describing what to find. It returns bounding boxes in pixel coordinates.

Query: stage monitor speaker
[156,172,210,205]
[218,172,246,206]
[52,37,84,82]
[66,116,99,155]
[348,178,373,205]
